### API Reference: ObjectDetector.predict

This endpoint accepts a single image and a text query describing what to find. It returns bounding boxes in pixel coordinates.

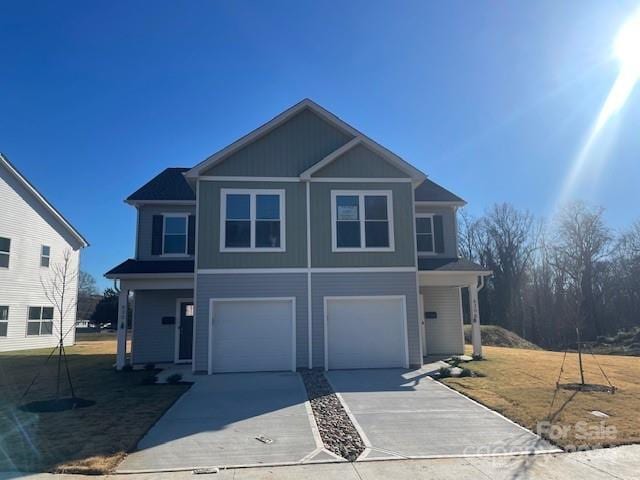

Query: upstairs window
[163,215,188,255]
[332,191,394,252]
[27,306,54,336]
[221,189,285,251]
[0,306,7,337]
[416,215,434,253]
[40,245,51,267]
[0,237,10,268]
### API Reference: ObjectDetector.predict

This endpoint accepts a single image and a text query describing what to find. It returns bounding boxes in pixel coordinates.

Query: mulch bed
[300,370,365,461]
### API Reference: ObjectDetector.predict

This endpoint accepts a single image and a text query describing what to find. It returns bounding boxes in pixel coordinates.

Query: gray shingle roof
[105,259,194,276]
[126,168,195,202]
[414,179,465,204]
[418,257,490,272]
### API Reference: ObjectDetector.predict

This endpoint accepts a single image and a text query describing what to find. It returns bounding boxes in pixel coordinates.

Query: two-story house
[106,100,490,373]
[0,154,88,352]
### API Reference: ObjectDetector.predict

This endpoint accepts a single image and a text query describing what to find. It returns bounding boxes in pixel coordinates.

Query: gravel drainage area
[300,369,365,461]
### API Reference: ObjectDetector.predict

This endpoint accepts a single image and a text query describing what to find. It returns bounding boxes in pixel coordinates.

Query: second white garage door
[209,298,295,373]
[325,296,408,370]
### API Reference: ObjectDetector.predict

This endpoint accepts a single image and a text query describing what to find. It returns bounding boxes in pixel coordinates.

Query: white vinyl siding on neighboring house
[220,189,285,252]
[331,190,394,252]
[0,162,82,352]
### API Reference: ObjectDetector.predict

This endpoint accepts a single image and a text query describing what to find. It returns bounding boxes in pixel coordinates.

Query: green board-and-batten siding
[310,181,416,268]
[201,108,353,177]
[197,180,307,269]
[312,143,410,178]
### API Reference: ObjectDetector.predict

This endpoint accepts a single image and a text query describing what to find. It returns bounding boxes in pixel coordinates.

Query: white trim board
[196,267,417,274]
[208,297,296,374]
[199,176,300,182]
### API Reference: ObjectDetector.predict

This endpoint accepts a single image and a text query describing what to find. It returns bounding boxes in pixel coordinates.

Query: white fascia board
[124,199,197,206]
[415,200,467,207]
[418,269,493,275]
[0,153,89,247]
[105,273,194,280]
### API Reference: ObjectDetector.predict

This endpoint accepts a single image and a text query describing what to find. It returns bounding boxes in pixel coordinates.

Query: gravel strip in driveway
[300,370,365,461]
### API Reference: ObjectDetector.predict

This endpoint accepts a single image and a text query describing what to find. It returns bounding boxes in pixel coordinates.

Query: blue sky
[2,1,639,290]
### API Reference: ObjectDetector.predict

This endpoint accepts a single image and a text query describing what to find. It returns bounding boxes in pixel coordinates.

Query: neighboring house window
[331,191,394,251]
[0,306,8,337]
[40,245,51,267]
[27,306,54,336]
[0,237,10,268]
[163,214,188,255]
[220,189,285,251]
[416,215,434,253]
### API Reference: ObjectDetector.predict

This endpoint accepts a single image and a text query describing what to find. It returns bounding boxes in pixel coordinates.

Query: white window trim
[0,305,8,337]
[40,245,51,267]
[219,188,286,253]
[26,306,54,336]
[331,190,395,253]
[0,236,10,268]
[416,213,436,256]
[162,213,189,257]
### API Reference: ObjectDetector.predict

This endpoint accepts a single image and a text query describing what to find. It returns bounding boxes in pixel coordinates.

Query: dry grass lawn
[0,335,189,474]
[444,346,640,449]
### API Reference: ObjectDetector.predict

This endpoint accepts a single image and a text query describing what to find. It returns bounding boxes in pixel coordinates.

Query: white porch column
[469,280,482,358]
[116,289,129,370]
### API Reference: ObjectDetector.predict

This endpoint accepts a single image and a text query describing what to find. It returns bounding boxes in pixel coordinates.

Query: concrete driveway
[117,372,331,473]
[326,369,561,461]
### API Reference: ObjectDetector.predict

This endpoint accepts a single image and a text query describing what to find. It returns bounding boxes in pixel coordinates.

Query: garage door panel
[211,299,294,373]
[326,297,407,370]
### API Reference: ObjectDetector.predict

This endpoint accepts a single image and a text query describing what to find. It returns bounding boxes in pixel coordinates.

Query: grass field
[445,346,640,449]
[0,336,189,474]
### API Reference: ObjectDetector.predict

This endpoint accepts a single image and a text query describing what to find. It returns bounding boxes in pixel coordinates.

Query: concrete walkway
[3,445,638,479]
[117,372,329,473]
[326,368,560,460]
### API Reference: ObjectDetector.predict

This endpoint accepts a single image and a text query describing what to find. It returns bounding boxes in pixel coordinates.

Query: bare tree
[25,249,79,399]
[550,202,612,340]
[483,204,540,335]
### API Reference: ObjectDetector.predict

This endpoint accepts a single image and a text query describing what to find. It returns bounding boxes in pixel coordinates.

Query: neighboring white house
[0,153,88,352]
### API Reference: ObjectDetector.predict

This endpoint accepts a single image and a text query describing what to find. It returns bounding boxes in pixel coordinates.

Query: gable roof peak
[185,98,426,183]
[0,153,88,247]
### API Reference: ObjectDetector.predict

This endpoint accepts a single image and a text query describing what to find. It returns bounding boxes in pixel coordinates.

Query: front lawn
[444,346,640,449]
[0,336,189,474]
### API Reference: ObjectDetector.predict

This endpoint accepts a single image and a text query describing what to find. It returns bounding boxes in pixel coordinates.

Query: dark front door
[178,302,194,362]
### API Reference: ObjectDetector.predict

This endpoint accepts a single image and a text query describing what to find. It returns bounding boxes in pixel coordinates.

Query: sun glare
[614,9,640,74]
[555,7,640,210]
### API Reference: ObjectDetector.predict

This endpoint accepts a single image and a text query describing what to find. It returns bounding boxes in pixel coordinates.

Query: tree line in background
[459,201,640,349]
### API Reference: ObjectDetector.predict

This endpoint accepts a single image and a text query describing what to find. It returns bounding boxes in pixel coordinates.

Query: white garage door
[325,296,408,370]
[210,298,295,373]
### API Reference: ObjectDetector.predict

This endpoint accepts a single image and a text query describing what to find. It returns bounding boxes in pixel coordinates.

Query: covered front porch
[418,257,491,359]
[105,259,195,370]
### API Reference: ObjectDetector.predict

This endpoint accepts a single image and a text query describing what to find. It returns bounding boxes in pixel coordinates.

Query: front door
[178,301,194,362]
